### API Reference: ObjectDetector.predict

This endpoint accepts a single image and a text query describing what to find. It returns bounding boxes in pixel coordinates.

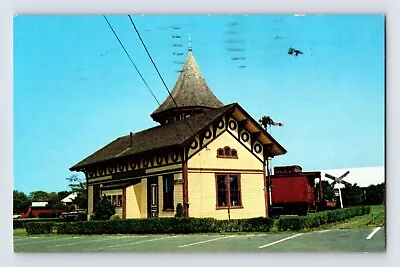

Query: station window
[105,194,123,207]
[216,146,238,159]
[215,174,242,208]
[163,174,174,211]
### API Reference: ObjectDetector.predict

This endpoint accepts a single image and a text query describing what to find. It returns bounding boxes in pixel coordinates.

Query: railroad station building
[70,50,287,220]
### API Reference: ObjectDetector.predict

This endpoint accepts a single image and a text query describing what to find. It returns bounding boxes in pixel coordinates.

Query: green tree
[342,183,363,206]
[175,203,184,217]
[46,192,66,213]
[13,190,31,214]
[29,190,51,201]
[93,196,115,220]
[363,183,385,205]
[259,115,273,130]
[58,191,71,200]
[66,174,87,209]
[316,181,335,201]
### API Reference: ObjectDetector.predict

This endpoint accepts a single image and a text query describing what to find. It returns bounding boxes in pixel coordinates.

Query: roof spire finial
[188,34,192,51]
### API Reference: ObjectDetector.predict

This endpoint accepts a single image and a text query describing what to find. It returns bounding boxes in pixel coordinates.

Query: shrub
[77,212,87,221]
[13,218,65,229]
[175,203,184,217]
[277,217,302,231]
[32,206,371,235]
[56,220,123,235]
[119,218,216,234]
[55,217,275,235]
[216,217,274,232]
[277,206,371,231]
[363,206,371,215]
[25,222,54,234]
[110,214,121,221]
[215,219,243,232]
[93,197,115,220]
[13,220,25,229]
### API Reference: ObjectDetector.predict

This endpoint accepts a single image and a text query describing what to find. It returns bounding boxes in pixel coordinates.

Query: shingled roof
[70,104,236,171]
[151,51,224,118]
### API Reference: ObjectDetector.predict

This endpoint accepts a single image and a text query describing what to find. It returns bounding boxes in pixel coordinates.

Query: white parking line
[14,236,82,246]
[258,233,303,249]
[105,235,179,249]
[178,235,235,248]
[366,227,382,240]
[49,236,135,248]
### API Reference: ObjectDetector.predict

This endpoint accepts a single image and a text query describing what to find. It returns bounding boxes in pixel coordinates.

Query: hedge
[25,222,54,234]
[21,206,370,235]
[13,218,65,229]
[215,217,274,232]
[56,218,217,235]
[55,217,274,235]
[277,206,371,231]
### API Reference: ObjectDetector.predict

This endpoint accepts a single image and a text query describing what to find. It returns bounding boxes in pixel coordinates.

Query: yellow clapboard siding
[188,130,262,170]
[125,179,147,218]
[187,130,265,219]
[87,185,94,220]
[188,172,265,219]
[125,185,140,218]
[174,182,184,211]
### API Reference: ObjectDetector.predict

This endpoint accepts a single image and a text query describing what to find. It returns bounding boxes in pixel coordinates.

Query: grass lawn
[317,205,385,230]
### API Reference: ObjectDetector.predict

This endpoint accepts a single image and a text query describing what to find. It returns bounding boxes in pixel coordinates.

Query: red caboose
[270,165,322,215]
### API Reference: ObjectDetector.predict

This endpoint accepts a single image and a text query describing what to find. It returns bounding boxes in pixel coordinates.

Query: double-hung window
[106,194,122,207]
[163,174,174,211]
[216,174,242,208]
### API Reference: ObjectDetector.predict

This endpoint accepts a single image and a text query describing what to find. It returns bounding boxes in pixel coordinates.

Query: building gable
[188,130,263,171]
[185,104,286,167]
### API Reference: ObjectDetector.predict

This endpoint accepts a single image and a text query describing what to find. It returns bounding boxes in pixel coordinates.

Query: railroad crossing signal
[324,171,350,209]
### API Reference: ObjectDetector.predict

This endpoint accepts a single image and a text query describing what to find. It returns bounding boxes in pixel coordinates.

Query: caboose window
[216,174,242,208]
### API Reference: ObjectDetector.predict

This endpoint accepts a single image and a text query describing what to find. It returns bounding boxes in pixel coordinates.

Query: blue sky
[13,15,385,194]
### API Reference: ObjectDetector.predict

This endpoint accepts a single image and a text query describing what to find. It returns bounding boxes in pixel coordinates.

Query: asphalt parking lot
[13,227,385,253]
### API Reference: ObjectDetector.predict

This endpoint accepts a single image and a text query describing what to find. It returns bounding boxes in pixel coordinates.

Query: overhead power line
[103,15,160,105]
[127,15,179,109]
[127,15,197,135]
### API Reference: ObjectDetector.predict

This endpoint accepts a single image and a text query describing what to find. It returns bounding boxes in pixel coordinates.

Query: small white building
[61,192,78,204]
[31,201,48,208]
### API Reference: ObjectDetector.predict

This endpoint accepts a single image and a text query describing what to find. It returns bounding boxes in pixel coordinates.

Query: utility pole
[258,115,283,215]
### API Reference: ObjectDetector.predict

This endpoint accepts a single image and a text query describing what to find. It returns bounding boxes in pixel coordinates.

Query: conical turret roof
[151,51,223,122]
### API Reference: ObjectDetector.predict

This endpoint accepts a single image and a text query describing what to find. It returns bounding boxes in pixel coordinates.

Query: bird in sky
[288,47,304,56]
